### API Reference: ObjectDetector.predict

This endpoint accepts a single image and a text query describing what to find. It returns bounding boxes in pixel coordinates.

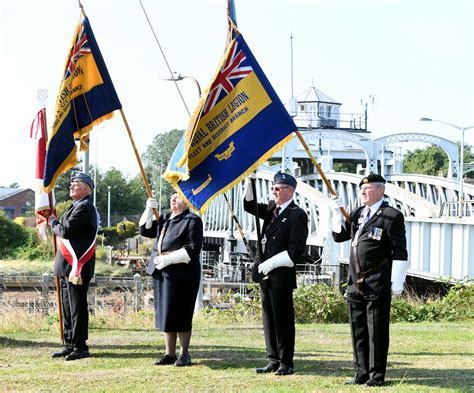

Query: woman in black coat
[140,193,203,367]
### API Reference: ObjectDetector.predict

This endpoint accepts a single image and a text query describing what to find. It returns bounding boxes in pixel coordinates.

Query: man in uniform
[49,172,98,361]
[244,172,308,376]
[332,174,409,387]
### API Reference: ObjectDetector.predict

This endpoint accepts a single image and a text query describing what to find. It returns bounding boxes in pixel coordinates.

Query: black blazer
[333,201,408,296]
[140,209,203,282]
[244,199,308,288]
[52,195,97,281]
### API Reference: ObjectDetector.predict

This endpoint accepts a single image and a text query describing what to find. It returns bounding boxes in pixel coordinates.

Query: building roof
[0,188,30,200]
[296,86,341,105]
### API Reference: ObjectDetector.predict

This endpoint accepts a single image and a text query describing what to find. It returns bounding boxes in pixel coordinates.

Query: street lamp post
[420,117,474,216]
[107,186,111,227]
[158,73,202,97]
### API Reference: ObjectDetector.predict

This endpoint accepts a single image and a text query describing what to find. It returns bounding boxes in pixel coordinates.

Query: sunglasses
[271,186,290,192]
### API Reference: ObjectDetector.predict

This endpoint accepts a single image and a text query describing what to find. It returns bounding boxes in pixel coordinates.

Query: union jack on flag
[65,23,91,79]
[202,39,253,114]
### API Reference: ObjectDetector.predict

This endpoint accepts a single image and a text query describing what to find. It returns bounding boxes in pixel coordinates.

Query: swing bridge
[201,130,474,284]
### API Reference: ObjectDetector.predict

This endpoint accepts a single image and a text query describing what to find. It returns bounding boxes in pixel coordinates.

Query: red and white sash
[57,236,96,282]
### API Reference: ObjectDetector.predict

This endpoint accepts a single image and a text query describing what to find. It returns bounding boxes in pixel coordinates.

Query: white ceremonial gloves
[139,198,159,229]
[154,248,191,270]
[391,259,410,295]
[258,250,294,276]
[244,173,257,201]
[330,196,344,233]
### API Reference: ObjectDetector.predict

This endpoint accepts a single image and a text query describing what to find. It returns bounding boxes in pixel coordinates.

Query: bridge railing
[300,172,439,218]
[386,173,474,217]
[203,171,333,247]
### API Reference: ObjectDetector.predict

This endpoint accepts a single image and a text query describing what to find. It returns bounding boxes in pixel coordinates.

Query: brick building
[0,188,34,219]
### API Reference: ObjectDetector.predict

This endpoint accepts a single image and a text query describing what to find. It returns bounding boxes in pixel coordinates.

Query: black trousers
[260,285,295,368]
[347,292,391,382]
[59,276,90,351]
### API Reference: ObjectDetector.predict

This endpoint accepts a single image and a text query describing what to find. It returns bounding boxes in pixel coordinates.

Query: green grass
[0,310,473,392]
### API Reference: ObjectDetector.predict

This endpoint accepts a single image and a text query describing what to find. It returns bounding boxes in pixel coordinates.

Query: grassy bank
[0,310,472,392]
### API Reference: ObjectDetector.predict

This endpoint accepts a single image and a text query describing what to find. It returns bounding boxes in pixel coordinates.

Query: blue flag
[163,28,296,212]
[43,15,122,192]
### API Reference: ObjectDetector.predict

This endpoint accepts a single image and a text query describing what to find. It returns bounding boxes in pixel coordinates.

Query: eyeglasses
[271,186,290,192]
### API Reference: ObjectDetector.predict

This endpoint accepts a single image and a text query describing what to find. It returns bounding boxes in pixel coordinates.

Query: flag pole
[295,130,351,223]
[39,105,64,343]
[119,109,159,221]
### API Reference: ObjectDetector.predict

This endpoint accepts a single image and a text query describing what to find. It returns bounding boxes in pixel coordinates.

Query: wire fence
[1,251,336,314]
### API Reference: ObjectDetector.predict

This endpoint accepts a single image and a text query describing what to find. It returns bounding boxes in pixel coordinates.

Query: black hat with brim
[359,174,386,188]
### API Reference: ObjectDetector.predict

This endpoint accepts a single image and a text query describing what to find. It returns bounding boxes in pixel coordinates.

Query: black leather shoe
[174,354,192,367]
[65,350,90,361]
[275,364,294,376]
[154,354,177,366]
[51,347,73,358]
[344,378,368,385]
[256,362,279,374]
[366,380,384,387]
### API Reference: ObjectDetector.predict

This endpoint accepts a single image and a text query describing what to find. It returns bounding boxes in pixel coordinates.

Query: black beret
[359,174,386,188]
[71,172,94,190]
[273,171,297,188]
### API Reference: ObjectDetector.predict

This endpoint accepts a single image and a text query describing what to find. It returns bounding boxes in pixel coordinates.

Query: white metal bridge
[203,171,474,282]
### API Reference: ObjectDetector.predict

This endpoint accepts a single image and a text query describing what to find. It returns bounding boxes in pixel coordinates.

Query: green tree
[403,145,449,176]
[142,129,184,211]
[95,168,147,225]
[334,162,357,173]
[404,143,474,178]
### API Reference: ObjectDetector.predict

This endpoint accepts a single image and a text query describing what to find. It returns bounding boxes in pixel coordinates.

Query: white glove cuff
[159,248,191,265]
[244,180,254,201]
[139,208,156,229]
[269,250,294,269]
[331,210,342,233]
[391,259,410,283]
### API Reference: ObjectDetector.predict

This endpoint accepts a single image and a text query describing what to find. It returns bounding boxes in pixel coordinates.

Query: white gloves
[331,196,344,233]
[244,173,257,201]
[391,282,404,295]
[154,248,191,270]
[391,259,410,295]
[139,198,158,229]
[258,250,294,275]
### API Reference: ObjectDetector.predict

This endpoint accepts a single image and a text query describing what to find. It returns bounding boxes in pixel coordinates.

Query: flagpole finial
[37,89,48,108]
[78,0,84,12]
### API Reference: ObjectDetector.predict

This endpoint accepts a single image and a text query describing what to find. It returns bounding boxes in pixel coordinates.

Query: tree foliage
[403,145,448,176]
[142,129,184,211]
[403,143,474,178]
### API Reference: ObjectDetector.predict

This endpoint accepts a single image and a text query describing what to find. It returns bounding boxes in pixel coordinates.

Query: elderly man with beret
[48,172,99,361]
[244,172,308,376]
[331,174,409,387]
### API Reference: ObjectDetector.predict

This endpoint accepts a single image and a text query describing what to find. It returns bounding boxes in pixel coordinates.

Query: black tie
[271,207,280,223]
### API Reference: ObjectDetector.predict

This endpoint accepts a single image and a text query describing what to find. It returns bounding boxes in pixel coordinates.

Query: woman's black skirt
[153,275,200,332]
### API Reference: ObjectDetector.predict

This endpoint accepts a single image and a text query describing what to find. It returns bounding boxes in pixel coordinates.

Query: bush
[0,213,30,259]
[14,227,54,261]
[294,284,348,323]
[95,245,111,263]
[13,216,26,226]
[116,220,137,238]
[101,226,120,245]
[391,283,474,322]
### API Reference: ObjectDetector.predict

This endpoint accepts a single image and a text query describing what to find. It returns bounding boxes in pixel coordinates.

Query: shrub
[13,216,26,226]
[391,283,474,322]
[0,214,30,259]
[116,220,137,238]
[293,284,348,323]
[101,226,120,245]
[14,227,53,261]
[95,245,111,263]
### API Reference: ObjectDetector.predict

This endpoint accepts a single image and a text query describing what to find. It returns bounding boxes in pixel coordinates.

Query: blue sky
[1,0,473,188]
